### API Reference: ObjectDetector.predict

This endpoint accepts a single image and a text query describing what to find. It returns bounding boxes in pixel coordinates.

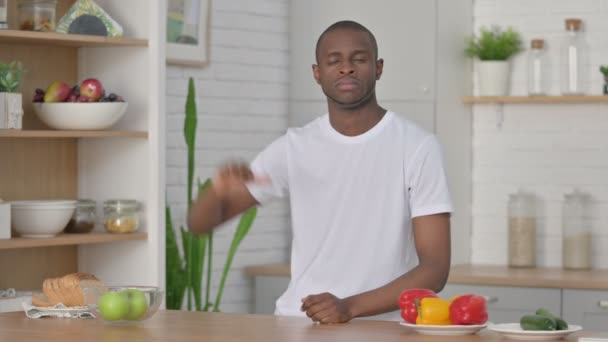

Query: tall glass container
[562,190,592,270]
[0,0,7,29]
[561,19,586,95]
[508,190,537,268]
[528,39,549,96]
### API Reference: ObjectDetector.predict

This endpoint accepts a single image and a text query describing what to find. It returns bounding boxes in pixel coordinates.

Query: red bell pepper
[449,294,488,325]
[398,288,438,323]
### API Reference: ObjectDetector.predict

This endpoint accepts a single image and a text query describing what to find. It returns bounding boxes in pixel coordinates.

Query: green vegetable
[520,314,557,331]
[535,308,568,330]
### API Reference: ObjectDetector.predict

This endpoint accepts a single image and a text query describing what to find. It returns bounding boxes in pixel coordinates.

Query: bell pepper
[416,297,452,325]
[398,288,438,324]
[449,294,488,325]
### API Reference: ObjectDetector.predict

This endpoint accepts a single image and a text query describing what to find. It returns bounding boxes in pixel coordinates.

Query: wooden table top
[244,263,608,290]
[0,310,601,342]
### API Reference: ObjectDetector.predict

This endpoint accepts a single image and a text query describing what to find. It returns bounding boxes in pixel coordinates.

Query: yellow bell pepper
[416,297,452,325]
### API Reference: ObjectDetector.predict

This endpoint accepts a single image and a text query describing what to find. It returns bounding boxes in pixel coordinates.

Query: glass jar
[103,200,140,234]
[17,0,57,32]
[561,19,586,95]
[562,190,592,270]
[65,199,96,234]
[508,190,537,268]
[0,0,7,29]
[527,39,549,96]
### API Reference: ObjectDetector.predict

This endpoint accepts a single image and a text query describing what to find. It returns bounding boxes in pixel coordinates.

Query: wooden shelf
[463,95,608,104]
[0,232,147,250]
[0,30,148,48]
[0,130,148,138]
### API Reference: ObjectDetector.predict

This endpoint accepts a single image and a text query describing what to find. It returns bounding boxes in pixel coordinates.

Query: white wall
[471,0,608,268]
[165,0,290,313]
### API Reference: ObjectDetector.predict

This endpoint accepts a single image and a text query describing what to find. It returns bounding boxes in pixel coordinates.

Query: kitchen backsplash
[472,0,608,268]
[165,0,291,313]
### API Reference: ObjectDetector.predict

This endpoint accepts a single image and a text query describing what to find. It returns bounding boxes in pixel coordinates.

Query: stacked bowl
[11,200,76,238]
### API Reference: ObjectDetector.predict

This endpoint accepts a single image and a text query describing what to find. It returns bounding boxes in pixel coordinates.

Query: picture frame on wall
[166,0,210,67]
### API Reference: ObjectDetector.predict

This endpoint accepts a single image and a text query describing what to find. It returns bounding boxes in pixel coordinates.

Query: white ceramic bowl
[11,200,76,238]
[33,102,128,130]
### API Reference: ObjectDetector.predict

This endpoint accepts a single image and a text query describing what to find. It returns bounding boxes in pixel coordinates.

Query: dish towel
[22,302,95,319]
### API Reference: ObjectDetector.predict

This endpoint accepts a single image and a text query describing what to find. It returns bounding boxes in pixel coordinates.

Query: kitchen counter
[0,310,597,342]
[244,264,608,290]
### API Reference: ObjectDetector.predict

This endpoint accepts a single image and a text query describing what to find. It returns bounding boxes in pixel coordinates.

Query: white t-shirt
[246,111,453,321]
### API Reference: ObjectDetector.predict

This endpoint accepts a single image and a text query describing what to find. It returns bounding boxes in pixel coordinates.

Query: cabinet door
[562,289,608,332]
[253,276,290,314]
[441,284,561,323]
[290,0,436,102]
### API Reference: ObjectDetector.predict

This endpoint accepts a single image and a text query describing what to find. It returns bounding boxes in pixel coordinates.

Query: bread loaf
[32,273,105,307]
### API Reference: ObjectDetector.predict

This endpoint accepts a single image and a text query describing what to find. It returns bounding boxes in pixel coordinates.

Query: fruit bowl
[32,102,128,130]
[83,286,163,324]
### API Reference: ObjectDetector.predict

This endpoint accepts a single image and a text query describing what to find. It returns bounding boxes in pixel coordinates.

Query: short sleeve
[246,134,289,205]
[405,135,453,218]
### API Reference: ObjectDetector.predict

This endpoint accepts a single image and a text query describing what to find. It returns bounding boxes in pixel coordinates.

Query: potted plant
[466,26,523,96]
[600,65,608,95]
[0,61,24,129]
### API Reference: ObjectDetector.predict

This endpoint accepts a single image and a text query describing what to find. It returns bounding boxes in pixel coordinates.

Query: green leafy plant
[465,26,524,61]
[0,61,24,93]
[166,77,257,311]
[600,65,608,77]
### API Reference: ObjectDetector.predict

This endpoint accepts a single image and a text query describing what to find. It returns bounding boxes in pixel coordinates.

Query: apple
[43,81,71,102]
[98,291,129,321]
[123,289,148,320]
[79,78,104,101]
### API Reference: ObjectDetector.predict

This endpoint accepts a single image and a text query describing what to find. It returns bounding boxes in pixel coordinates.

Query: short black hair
[315,20,378,63]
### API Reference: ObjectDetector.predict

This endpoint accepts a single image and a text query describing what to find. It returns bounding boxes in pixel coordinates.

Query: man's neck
[328,101,387,137]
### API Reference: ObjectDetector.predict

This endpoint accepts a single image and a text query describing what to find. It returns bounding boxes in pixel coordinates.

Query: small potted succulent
[600,66,608,95]
[0,61,25,129]
[466,26,523,96]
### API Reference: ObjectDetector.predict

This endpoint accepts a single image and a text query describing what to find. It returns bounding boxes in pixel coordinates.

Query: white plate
[32,305,90,313]
[399,322,487,336]
[487,323,583,341]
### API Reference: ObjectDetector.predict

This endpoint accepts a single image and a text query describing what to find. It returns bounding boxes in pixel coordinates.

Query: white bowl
[33,102,128,130]
[10,200,77,208]
[11,202,76,238]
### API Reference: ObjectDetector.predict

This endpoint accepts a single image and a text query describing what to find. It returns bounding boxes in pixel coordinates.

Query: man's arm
[187,164,261,235]
[301,213,451,323]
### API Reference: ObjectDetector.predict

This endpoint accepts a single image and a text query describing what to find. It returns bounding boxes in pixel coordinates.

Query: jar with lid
[562,190,592,270]
[508,190,537,268]
[65,199,96,234]
[561,18,587,95]
[17,0,57,31]
[0,0,8,29]
[527,39,549,96]
[103,200,140,234]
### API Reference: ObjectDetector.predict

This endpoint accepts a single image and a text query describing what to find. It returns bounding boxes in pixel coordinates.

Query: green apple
[98,291,129,321]
[123,289,148,320]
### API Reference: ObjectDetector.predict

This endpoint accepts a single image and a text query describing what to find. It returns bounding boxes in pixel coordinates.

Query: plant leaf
[181,226,193,310]
[213,207,257,312]
[191,233,207,311]
[165,205,187,309]
[184,77,197,209]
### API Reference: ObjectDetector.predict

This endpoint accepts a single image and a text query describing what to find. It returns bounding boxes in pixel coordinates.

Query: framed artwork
[166,0,210,67]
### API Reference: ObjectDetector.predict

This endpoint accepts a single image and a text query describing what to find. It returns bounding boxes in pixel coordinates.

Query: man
[188,20,452,324]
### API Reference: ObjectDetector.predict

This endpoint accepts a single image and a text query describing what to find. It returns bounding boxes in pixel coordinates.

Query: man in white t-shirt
[188,20,452,324]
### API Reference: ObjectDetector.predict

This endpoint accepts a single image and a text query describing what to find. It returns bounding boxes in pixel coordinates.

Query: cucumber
[520,314,557,331]
[535,308,569,330]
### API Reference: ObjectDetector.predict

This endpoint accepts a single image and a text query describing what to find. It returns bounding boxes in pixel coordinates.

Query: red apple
[79,78,104,102]
[43,81,71,102]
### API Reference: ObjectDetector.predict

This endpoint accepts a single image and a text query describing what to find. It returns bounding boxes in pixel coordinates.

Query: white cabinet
[252,276,290,314]
[441,284,561,323]
[562,289,608,332]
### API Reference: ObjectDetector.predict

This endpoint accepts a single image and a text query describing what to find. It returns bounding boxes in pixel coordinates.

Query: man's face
[313,29,383,109]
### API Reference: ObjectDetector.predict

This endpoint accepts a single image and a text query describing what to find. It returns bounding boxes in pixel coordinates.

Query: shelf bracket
[495,103,504,128]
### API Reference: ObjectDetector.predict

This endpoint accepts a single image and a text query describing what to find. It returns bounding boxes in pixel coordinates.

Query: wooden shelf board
[0,232,147,250]
[0,130,148,138]
[463,95,608,104]
[0,30,148,47]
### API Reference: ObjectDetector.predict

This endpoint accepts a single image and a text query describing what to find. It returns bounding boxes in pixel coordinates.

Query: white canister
[0,202,10,239]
